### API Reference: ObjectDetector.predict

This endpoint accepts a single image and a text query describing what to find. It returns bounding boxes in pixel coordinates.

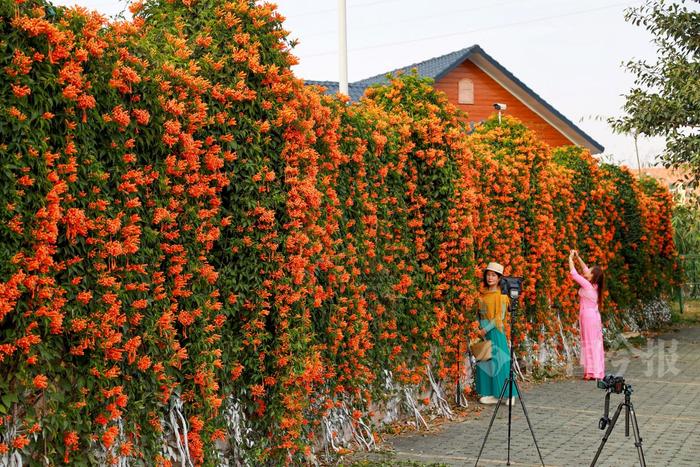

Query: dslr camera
[500,276,523,299]
[597,374,626,394]
[596,374,634,432]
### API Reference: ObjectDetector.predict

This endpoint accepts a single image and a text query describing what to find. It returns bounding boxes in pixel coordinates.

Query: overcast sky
[53,0,668,168]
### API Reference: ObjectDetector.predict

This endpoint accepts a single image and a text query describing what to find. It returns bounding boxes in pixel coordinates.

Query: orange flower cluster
[0,0,676,464]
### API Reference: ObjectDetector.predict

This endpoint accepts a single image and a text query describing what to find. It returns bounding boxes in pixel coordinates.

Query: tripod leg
[507,378,514,465]
[474,378,509,467]
[590,402,624,467]
[628,403,646,467]
[511,378,545,467]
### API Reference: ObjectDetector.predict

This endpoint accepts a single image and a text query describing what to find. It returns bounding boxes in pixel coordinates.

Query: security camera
[493,103,507,110]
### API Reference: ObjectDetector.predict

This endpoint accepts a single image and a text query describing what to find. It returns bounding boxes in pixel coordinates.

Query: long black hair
[590,265,605,309]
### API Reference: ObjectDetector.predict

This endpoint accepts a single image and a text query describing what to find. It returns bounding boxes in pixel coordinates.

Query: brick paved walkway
[349,325,700,466]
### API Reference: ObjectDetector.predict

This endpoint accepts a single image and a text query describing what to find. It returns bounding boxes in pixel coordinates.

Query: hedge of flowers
[0,0,676,464]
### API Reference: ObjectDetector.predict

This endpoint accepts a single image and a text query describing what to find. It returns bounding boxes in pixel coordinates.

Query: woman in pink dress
[569,249,605,380]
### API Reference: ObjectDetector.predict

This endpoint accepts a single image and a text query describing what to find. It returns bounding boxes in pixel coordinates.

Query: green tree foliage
[673,202,700,255]
[612,0,700,183]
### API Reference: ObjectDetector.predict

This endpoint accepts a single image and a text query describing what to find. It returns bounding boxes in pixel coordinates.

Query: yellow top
[479,289,510,332]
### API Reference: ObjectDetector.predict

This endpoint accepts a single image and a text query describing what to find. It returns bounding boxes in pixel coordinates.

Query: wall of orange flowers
[0,0,676,464]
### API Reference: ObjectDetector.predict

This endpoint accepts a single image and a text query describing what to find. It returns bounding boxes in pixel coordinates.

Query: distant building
[306,45,603,154]
[636,166,696,202]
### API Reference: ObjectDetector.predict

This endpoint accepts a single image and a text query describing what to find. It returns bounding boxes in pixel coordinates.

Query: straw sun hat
[484,262,504,275]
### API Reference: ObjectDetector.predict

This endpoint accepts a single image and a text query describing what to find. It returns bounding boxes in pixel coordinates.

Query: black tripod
[474,295,545,466]
[590,384,646,467]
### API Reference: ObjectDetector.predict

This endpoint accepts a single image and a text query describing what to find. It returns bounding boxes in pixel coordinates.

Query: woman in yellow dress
[475,262,518,404]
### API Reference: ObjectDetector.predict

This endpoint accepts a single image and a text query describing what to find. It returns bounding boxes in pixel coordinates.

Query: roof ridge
[354,44,479,85]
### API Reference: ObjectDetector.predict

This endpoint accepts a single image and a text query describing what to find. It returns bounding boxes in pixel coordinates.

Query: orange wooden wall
[433,60,573,148]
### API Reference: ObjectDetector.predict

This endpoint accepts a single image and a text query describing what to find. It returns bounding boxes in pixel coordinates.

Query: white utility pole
[338,0,349,96]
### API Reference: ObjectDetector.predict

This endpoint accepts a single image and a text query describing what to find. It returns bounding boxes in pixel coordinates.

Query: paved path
[350,325,700,466]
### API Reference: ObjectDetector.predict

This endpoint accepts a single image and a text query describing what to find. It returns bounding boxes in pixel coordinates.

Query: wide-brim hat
[485,262,504,275]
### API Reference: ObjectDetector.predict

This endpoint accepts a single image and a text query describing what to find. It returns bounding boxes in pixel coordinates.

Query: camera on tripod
[500,276,523,299]
[591,374,646,466]
[597,374,627,394]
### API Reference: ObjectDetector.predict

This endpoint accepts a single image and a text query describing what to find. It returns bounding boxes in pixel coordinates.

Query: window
[458,78,474,104]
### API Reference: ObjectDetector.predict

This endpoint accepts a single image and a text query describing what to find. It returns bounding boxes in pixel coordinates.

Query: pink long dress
[571,265,605,379]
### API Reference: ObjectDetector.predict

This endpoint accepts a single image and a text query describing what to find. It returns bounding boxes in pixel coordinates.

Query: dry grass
[672,298,700,324]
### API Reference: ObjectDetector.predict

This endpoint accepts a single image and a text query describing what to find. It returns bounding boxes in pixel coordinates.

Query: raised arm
[575,251,590,274]
[569,250,593,289]
[568,250,576,273]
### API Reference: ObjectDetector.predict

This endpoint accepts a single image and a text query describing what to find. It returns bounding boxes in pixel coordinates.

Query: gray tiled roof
[355,45,479,87]
[305,45,479,101]
[304,80,367,102]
